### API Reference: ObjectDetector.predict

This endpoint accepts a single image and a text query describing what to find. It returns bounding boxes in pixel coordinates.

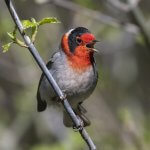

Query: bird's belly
[40,60,97,108]
[53,66,97,107]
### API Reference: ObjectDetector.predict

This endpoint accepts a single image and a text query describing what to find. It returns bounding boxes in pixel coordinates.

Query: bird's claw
[60,90,67,101]
[73,116,84,132]
[73,125,83,132]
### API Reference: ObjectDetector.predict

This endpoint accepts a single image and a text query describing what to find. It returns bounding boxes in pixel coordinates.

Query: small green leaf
[2,42,13,53]
[3,17,60,51]
[7,32,15,40]
[22,20,38,29]
[38,17,60,26]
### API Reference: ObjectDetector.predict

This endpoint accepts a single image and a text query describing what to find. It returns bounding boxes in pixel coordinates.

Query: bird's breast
[51,52,97,102]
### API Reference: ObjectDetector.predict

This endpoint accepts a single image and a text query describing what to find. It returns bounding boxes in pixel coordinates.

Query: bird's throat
[67,47,94,71]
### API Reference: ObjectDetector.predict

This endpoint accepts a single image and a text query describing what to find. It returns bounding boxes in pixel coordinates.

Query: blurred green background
[0,0,150,150]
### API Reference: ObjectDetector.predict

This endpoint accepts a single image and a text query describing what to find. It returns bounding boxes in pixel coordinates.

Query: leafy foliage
[2,17,60,52]
[39,17,60,25]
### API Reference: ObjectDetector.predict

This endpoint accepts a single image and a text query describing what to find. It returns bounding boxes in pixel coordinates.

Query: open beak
[86,40,100,52]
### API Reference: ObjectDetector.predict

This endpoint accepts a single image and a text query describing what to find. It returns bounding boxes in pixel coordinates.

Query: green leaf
[7,32,15,40]
[3,17,60,51]
[22,20,38,29]
[38,17,60,26]
[2,42,13,53]
[22,17,60,30]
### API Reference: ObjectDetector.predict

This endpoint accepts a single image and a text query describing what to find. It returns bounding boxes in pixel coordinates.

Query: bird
[37,27,98,127]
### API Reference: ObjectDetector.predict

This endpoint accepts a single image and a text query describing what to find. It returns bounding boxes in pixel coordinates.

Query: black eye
[76,37,82,44]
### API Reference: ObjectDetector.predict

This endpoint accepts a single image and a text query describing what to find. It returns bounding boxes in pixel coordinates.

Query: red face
[78,33,96,47]
[62,33,96,55]
[61,28,97,72]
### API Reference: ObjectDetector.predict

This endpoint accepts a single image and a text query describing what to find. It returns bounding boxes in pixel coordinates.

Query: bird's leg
[73,105,90,131]
[76,103,91,127]
[52,90,67,103]
[73,115,84,132]
[59,90,67,101]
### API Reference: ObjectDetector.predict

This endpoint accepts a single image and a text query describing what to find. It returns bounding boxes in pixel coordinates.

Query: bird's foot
[73,116,84,132]
[52,91,66,103]
[60,90,67,101]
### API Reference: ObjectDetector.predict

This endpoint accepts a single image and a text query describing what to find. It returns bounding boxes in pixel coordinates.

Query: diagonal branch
[4,0,97,150]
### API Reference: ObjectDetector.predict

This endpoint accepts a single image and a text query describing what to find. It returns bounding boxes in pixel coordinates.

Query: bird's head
[61,27,98,71]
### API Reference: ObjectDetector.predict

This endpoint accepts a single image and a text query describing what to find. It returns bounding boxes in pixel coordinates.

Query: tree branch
[4,0,96,149]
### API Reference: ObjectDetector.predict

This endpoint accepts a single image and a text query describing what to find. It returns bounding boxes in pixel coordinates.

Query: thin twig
[4,0,96,149]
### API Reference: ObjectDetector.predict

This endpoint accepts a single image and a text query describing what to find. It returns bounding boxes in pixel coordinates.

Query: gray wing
[36,52,59,112]
[37,60,53,112]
